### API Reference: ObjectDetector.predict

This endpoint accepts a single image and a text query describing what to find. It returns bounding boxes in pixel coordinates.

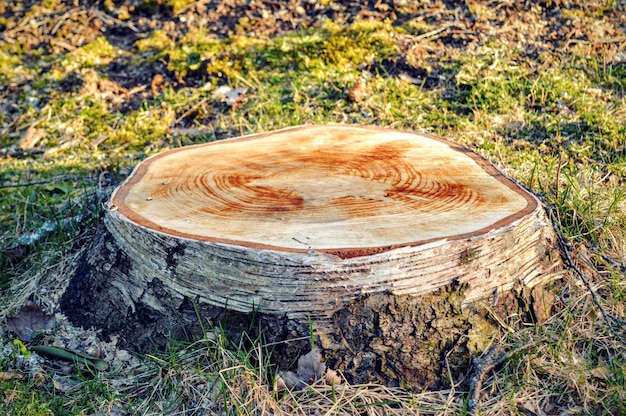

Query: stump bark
[61,124,564,387]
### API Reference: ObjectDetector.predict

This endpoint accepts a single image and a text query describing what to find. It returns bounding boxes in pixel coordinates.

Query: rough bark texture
[60,124,565,388]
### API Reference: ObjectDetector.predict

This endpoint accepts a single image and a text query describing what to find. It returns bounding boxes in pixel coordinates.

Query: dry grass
[2,253,620,415]
[1,0,625,414]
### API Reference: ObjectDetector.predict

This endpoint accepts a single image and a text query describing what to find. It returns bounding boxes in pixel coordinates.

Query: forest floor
[1,0,625,414]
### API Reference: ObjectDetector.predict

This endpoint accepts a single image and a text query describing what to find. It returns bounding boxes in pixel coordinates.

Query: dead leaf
[296,348,325,385]
[52,374,76,392]
[16,127,45,150]
[151,73,168,95]
[276,348,328,390]
[347,78,367,103]
[532,285,555,323]
[213,86,248,106]
[6,301,56,342]
[32,369,46,386]
[324,368,342,385]
[590,366,613,381]
[275,372,299,391]
[0,372,23,381]
[398,73,422,85]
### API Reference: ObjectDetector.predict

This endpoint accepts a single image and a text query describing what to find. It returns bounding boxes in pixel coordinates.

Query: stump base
[60,125,566,388]
[61,221,563,388]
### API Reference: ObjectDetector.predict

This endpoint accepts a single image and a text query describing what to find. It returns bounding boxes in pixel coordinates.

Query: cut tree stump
[60,124,564,387]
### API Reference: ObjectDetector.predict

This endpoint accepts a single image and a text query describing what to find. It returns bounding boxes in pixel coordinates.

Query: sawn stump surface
[61,124,564,387]
[111,124,535,257]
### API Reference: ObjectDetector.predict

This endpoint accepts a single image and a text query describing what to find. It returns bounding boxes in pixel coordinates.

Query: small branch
[467,344,504,414]
[173,97,210,126]
[0,175,93,189]
[88,7,140,32]
[2,214,87,263]
[48,37,77,51]
[410,23,455,41]
[565,36,626,46]
[546,205,626,343]
[167,127,214,138]
[467,342,535,415]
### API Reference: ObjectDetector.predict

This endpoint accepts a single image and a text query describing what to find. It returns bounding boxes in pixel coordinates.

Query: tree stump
[60,125,564,387]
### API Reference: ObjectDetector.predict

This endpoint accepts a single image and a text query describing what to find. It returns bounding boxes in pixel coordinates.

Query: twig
[48,37,77,51]
[0,175,93,189]
[49,7,84,35]
[1,7,82,40]
[565,36,626,47]
[167,127,214,137]
[88,7,139,33]
[467,342,535,414]
[546,205,626,344]
[411,23,455,41]
[173,97,210,126]
[1,5,141,43]
[467,344,504,414]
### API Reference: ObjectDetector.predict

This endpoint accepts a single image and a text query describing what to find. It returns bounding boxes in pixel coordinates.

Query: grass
[1,0,625,414]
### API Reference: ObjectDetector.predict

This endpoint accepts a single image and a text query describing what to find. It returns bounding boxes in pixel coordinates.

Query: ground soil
[1,2,625,410]
[2,0,624,128]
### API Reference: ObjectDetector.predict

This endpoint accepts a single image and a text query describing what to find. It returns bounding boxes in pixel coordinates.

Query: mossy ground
[0,1,625,414]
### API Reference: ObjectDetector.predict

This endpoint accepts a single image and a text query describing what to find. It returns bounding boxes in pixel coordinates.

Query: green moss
[263,20,398,72]
[110,107,174,149]
[135,30,175,54]
[401,19,435,37]
[143,0,197,14]
[162,19,399,82]
[0,50,25,84]
[62,37,118,69]
[466,315,497,354]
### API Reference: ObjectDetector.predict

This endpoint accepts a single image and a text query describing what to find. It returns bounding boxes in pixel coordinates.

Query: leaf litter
[0,0,625,414]
[6,300,55,342]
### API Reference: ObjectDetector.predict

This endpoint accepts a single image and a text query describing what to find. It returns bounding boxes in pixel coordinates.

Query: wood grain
[61,124,565,388]
[110,125,536,257]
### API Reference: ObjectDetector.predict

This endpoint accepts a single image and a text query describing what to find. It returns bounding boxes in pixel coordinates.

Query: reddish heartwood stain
[110,125,536,258]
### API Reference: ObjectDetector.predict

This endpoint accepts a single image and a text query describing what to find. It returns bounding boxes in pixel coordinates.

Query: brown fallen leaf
[277,348,329,390]
[590,366,613,382]
[531,285,555,323]
[296,348,325,385]
[6,301,56,342]
[16,127,46,150]
[274,372,298,391]
[151,73,168,95]
[0,372,23,381]
[52,374,76,392]
[347,78,367,103]
[324,368,342,385]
